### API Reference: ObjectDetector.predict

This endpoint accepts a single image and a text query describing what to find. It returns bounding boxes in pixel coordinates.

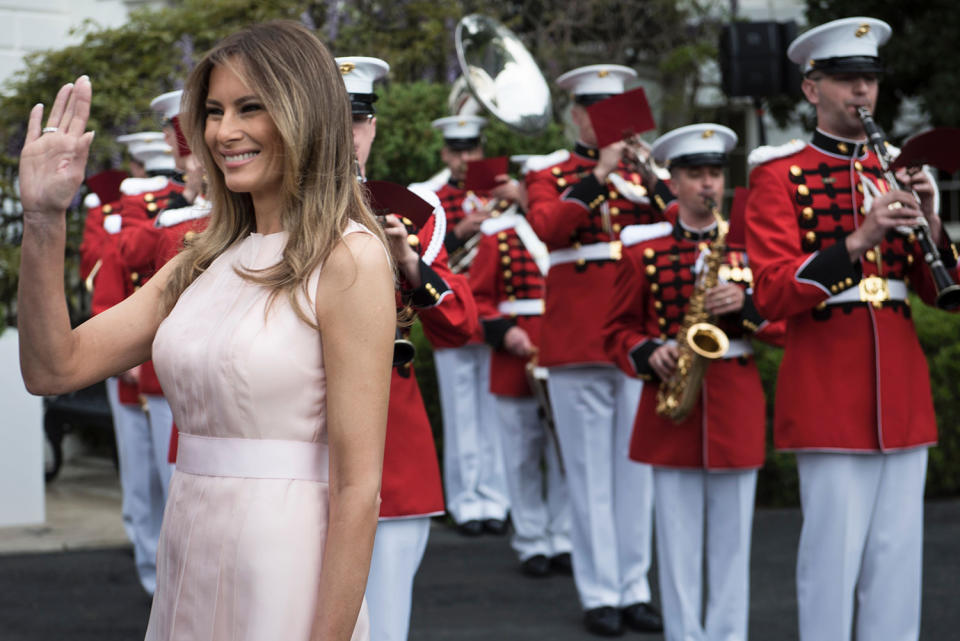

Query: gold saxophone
[655,198,730,422]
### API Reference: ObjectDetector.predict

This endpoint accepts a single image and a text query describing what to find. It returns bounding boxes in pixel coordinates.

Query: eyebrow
[205,94,261,106]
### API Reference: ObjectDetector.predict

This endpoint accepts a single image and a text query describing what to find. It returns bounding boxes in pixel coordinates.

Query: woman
[18,21,394,641]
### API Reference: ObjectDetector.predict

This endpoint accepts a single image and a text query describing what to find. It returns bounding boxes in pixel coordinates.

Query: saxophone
[655,198,731,422]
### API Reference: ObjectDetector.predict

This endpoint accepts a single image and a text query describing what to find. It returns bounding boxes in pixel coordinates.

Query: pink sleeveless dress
[146,223,371,641]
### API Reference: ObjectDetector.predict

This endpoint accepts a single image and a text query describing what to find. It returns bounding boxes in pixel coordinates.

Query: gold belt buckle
[859,275,889,308]
[609,241,623,261]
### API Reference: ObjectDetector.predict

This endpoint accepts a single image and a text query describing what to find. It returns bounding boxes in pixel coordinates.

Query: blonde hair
[162,20,388,329]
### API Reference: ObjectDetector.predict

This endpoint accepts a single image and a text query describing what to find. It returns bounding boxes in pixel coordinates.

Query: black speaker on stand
[719,21,801,146]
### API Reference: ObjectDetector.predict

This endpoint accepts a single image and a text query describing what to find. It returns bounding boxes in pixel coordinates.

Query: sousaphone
[453,14,552,132]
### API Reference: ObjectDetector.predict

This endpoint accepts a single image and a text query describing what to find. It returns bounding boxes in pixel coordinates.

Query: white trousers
[104,377,164,595]
[654,468,757,641]
[434,344,509,523]
[365,517,431,641]
[143,394,175,500]
[494,395,571,561]
[796,449,928,641]
[547,366,654,609]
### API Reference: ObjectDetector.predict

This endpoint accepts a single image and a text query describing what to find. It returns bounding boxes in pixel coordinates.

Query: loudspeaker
[720,21,801,98]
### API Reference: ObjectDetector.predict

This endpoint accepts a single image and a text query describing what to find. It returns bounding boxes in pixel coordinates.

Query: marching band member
[429,116,511,536]
[524,64,665,636]
[339,55,478,641]
[468,188,572,577]
[745,17,960,641]
[606,124,781,641]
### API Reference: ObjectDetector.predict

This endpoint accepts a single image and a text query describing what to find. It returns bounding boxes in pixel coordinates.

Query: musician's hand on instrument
[453,209,490,240]
[20,76,95,223]
[650,343,679,381]
[593,140,627,183]
[503,326,535,358]
[846,190,922,259]
[897,167,943,243]
[705,283,744,315]
[382,214,421,283]
[490,174,527,210]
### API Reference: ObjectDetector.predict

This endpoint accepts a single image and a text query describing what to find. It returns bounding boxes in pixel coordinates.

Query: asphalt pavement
[1,458,958,640]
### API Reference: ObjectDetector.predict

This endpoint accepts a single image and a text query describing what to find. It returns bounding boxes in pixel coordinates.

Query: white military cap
[431,115,487,150]
[336,56,390,115]
[556,64,637,105]
[787,17,891,75]
[651,123,738,168]
[117,131,165,147]
[129,141,176,173]
[150,90,184,122]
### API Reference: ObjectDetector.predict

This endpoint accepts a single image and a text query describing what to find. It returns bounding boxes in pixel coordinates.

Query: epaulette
[84,193,101,209]
[120,175,170,196]
[155,199,212,228]
[523,149,571,173]
[408,168,451,194]
[747,139,806,169]
[620,221,673,247]
[480,211,519,236]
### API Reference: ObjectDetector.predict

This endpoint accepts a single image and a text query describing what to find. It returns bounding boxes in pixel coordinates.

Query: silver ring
[42,126,58,134]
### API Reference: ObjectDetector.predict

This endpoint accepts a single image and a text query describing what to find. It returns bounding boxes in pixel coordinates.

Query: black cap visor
[349,92,378,116]
[444,137,482,151]
[573,93,617,107]
[669,152,728,168]
[808,56,886,76]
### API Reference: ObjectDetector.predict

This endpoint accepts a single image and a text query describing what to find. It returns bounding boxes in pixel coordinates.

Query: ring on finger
[42,126,58,134]
[888,201,903,211]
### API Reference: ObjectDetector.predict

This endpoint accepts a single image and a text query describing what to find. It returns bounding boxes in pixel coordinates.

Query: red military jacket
[381,191,478,518]
[745,130,960,452]
[469,211,548,397]
[605,218,782,469]
[118,175,187,221]
[525,143,672,367]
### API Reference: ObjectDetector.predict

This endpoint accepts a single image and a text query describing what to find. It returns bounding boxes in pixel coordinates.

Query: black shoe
[482,518,508,535]
[457,519,483,537]
[584,606,623,637]
[520,554,551,577]
[621,602,663,632]
[549,552,573,575]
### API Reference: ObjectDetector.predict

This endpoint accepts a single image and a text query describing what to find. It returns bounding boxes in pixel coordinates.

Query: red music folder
[364,180,434,229]
[465,156,509,191]
[586,87,657,149]
[890,127,960,173]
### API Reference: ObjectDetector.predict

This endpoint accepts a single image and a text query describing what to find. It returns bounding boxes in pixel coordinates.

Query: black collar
[673,220,718,243]
[573,142,598,160]
[811,129,868,159]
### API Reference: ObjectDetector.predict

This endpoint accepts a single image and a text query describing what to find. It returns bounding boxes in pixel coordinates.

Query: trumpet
[856,107,960,310]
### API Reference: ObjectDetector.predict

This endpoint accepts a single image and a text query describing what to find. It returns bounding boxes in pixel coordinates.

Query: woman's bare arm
[312,231,393,640]
[18,76,174,395]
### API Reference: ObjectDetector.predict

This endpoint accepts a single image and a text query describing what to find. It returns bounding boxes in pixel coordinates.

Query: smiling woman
[16,20,395,641]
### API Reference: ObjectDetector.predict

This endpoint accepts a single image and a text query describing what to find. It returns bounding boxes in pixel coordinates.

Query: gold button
[805,231,816,244]
[854,160,863,171]
[658,318,666,326]
[184,231,196,242]
[576,259,586,266]
[102,204,113,214]
[830,284,838,293]
[907,233,917,244]
[698,242,707,251]
[802,207,814,220]
[845,277,853,286]
[407,234,419,247]
[501,256,510,265]
[505,285,514,293]
[654,301,662,310]
[612,223,621,233]
[498,232,508,240]
[865,249,876,262]
[650,283,659,293]
[609,191,618,199]
[645,265,656,276]
[610,207,620,215]
[790,165,802,177]
[860,205,867,215]
[557,178,567,187]
[643,248,655,259]
[498,242,509,252]
[504,270,512,278]
[856,183,864,194]
[552,167,562,176]
[572,242,582,250]
[815,301,827,311]
[837,142,849,153]
[797,185,810,196]
[907,254,914,265]
[401,217,412,226]
[144,193,155,203]
[499,200,509,208]
[130,272,139,281]
[147,202,158,213]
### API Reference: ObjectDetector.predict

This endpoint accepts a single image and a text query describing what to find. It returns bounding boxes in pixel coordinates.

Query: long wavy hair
[162,20,388,329]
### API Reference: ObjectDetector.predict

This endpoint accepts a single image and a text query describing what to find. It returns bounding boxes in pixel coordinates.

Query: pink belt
[176,433,329,482]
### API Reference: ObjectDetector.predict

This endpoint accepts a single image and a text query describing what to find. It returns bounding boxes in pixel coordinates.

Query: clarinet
[856,107,960,310]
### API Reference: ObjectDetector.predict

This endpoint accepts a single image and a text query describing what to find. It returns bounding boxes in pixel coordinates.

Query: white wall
[0,0,169,93]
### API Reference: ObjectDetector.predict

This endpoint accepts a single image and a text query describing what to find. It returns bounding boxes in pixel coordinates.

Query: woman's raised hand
[19,76,95,220]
